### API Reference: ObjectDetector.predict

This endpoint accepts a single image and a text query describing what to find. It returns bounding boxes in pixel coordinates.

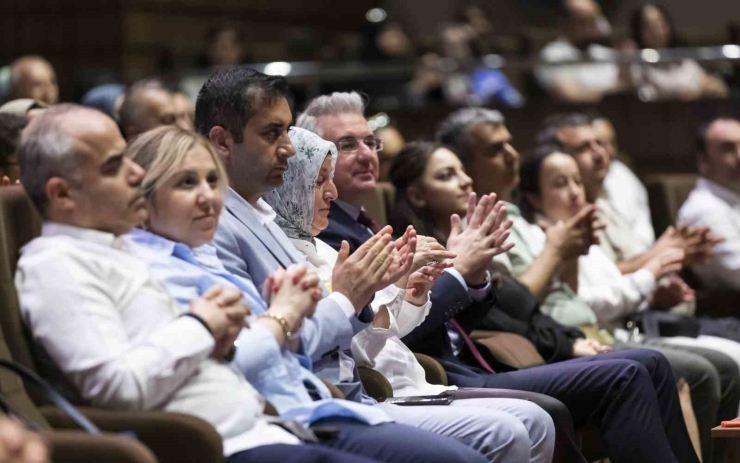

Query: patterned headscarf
[264,126,337,242]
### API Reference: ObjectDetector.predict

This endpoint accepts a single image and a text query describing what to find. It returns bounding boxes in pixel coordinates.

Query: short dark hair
[0,113,26,165]
[195,67,290,143]
[118,78,167,135]
[631,4,685,49]
[536,112,593,148]
[696,116,740,156]
[434,107,504,169]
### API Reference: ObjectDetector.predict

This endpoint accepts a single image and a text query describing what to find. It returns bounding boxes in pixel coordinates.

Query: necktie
[448,319,496,374]
[357,209,381,234]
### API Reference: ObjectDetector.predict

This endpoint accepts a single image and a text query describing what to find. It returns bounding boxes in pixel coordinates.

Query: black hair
[631,4,686,49]
[194,67,290,143]
[388,141,450,244]
[518,144,565,223]
[536,112,593,148]
[696,116,740,157]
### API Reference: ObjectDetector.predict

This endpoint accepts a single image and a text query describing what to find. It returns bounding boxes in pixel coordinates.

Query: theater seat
[471,331,546,369]
[365,182,396,228]
[644,174,697,237]
[0,186,224,463]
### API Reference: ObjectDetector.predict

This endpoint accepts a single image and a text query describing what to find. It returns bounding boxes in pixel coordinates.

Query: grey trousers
[617,339,740,463]
[377,396,556,463]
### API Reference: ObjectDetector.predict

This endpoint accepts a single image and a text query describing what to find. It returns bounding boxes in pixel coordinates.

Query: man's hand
[650,275,696,311]
[332,226,415,311]
[190,286,250,358]
[405,263,448,304]
[447,193,514,286]
[572,338,612,357]
[0,418,48,463]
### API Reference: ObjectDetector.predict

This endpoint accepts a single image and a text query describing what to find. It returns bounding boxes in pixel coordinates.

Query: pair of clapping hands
[333,192,516,315]
[189,265,322,358]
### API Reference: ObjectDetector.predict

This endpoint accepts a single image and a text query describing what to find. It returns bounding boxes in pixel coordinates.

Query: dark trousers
[448,387,586,463]
[446,349,699,463]
[638,339,740,463]
[228,444,381,463]
[310,420,487,463]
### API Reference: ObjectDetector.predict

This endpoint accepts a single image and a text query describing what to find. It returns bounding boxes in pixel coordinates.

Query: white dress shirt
[295,237,453,397]
[603,159,655,249]
[578,245,656,329]
[16,222,299,456]
[678,178,740,291]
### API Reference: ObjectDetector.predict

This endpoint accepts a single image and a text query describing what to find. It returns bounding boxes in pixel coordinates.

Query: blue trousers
[448,348,699,463]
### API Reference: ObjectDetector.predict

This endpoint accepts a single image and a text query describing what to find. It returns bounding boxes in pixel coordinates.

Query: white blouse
[292,237,453,397]
[577,244,656,328]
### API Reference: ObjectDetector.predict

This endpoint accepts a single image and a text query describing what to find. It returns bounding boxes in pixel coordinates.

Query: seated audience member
[536,0,628,102]
[6,56,58,106]
[118,79,185,141]
[80,84,126,121]
[388,141,603,365]
[124,126,506,463]
[263,125,558,463]
[537,112,719,275]
[0,113,25,184]
[198,25,246,68]
[297,91,705,463]
[172,91,195,131]
[592,116,656,248]
[194,67,554,463]
[630,4,728,101]
[678,117,740,292]
[434,107,739,463]
[14,104,400,463]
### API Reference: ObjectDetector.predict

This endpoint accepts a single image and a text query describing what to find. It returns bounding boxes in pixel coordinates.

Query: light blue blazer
[211,189,375,401]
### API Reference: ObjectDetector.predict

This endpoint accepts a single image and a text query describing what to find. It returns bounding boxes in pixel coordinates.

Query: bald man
[8,56,59,105]
[118,79,183,141]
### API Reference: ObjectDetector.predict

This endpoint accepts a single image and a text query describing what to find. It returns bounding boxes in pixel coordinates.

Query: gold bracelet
[260,312,292,338]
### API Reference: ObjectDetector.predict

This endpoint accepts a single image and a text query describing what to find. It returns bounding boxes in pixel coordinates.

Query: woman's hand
[405,263,449,305]
[409,236,457,275]
[265,264,322,330]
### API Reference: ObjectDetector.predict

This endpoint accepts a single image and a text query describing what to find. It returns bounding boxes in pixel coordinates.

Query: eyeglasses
[336,136,384,154]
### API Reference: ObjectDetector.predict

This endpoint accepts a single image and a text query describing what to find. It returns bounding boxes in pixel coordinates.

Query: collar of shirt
[503,201,522,218]
[227,188,276,225]
[697,177,740,208]
[334,199,362,221]
[41,222,129,250]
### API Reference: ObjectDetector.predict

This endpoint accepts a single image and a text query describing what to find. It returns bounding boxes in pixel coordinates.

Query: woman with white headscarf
[265,127,557,463]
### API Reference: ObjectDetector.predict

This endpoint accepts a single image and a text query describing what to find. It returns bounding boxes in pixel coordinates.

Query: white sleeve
[16,253,214,410]
[577,253,656,325]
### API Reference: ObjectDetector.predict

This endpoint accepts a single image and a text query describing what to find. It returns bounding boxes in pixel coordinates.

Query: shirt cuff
[631,269,657,299]
[328,291,357,319]
[444,268,491,301]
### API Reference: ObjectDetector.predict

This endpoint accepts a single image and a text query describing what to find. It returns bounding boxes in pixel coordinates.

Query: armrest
[40,406,223,463]
[413,353,448,386]
[358,366,393,402]
[45,430,158,463]
[470,330,546,370]
[321,380,345,399]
